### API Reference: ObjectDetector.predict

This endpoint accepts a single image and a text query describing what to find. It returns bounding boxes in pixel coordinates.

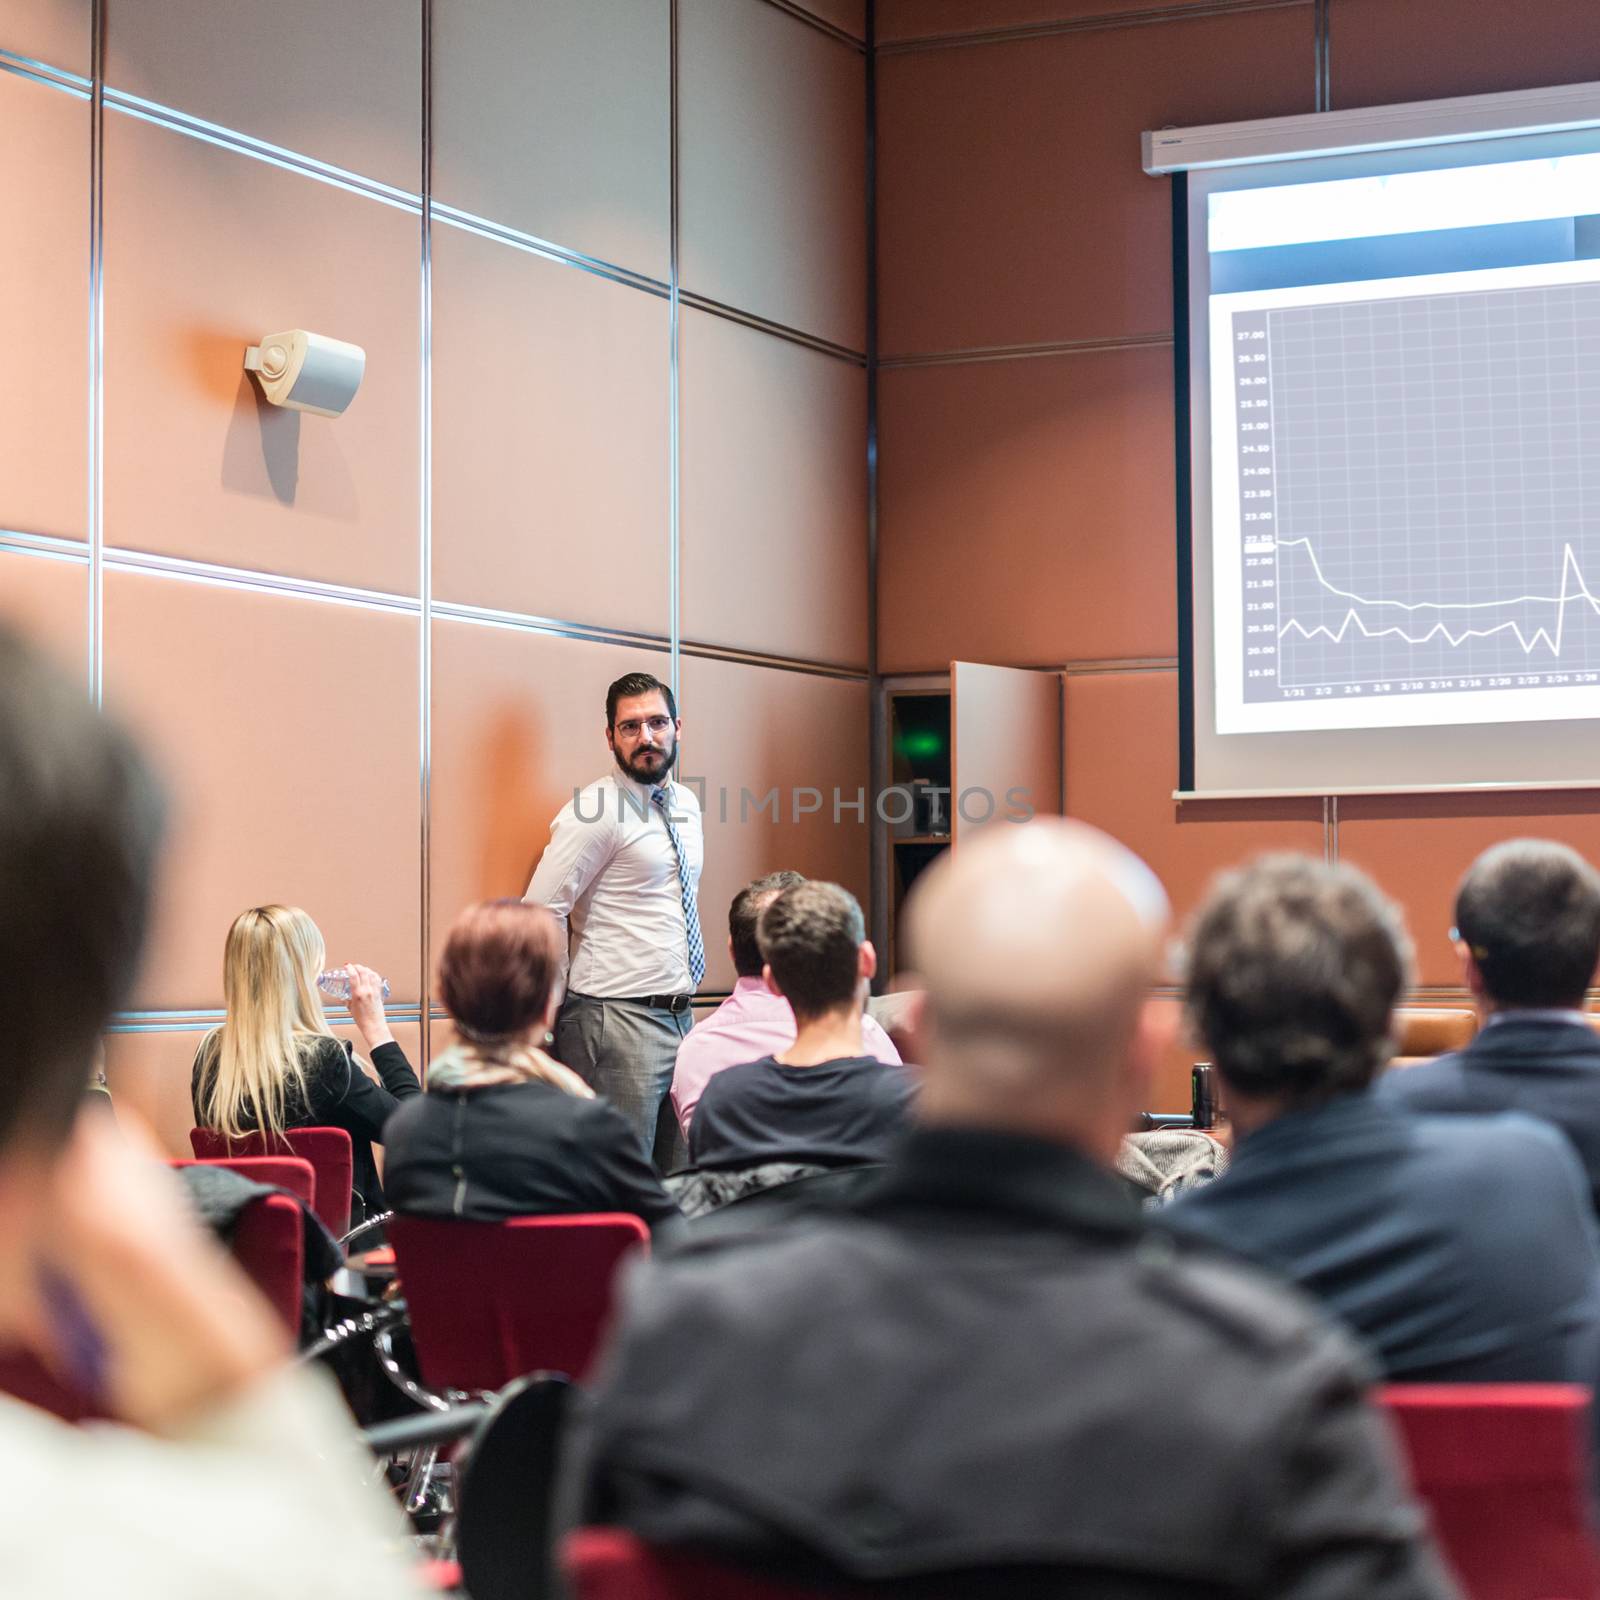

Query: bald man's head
[901,820,1170,1154]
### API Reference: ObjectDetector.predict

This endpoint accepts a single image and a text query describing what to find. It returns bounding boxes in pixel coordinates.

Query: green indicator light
[902,730,945,759]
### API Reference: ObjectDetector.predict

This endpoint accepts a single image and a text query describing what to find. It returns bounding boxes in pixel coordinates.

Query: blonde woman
[383,900,680,1236]
[191,905,421,1225]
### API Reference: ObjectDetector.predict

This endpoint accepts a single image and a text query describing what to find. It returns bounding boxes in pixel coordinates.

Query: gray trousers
[555,993,691,1172]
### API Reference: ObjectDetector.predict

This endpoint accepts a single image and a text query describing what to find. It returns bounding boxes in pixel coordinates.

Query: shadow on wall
[187,328,359,516]
[475,702,551,902]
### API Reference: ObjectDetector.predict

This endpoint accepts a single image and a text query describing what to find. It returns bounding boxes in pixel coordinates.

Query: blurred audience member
[1379,838,1600,1212]
[1167,854,1600,1395]
[572,822,1456,1598]
[192,906,419,1225]
[671,872,901,1138]
[687,883,914,1172]
[0,624,417,1597]
[384,901,680,1237]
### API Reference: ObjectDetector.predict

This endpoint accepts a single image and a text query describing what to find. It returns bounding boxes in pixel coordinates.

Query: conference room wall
[1,0,870,1127]
[875,0,1600,1009]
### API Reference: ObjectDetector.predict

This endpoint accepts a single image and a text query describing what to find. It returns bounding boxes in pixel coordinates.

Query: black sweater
[192,1034,422,1226]
[382,1078,682,1238]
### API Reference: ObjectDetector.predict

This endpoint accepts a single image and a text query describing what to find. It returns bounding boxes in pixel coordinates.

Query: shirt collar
[1483,1007,1592,1030]
[730,975,774,999]
[864,1125,1143,1240]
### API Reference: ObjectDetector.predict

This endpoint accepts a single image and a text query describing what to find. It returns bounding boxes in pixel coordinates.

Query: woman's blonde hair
[195,904,343,1142]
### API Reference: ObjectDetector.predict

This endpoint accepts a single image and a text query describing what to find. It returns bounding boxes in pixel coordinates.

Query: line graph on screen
[1233,278,1600,705]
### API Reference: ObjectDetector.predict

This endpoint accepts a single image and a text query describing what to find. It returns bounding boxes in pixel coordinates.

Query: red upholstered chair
[228,1193,305,1333]
[563,1528,845,1600]
[1382,1384,1600,1600]
[190,1126,353,1237]
[387,1213,649,1394]
[170,1154,317,1213]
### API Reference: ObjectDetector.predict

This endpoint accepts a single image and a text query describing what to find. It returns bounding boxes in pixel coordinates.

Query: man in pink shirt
[671,872,903,1140]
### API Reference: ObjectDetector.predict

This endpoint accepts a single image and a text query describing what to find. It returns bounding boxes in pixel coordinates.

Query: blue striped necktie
[651,784,705,988]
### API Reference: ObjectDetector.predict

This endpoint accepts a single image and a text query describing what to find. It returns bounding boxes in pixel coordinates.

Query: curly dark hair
[1182,854,1411,1106]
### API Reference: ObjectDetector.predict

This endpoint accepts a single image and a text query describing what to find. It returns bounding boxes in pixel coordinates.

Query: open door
[951,661,1063,843]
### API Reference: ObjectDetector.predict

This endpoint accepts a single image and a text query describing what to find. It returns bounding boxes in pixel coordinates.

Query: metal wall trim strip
[103,92,422,214]
[0,48,91,96]
[670,0,683,703]
[881,331,1174,369]
[88,0,105,704]
[1313,0,1330,111]
[754,0,867,51]
[1061,656,1182,675]
[432,601,673,652]
[877,0,1310,54]
[431,204,670,298]
[679,290,868,365]
[102,549,423,614]
[679,638,869,681]
[0,530,91,561]
[109,1007,426,1032]
[865,0,887,971]
[420,0,435,1073]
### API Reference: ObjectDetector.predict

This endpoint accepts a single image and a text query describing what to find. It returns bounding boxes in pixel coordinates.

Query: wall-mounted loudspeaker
[244,329,365,417]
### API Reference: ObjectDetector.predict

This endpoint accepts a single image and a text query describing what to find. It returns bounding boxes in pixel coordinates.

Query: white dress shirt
[525,771,704,998]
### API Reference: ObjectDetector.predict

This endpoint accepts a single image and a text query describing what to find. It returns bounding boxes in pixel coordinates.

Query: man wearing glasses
[525,671,704,1168]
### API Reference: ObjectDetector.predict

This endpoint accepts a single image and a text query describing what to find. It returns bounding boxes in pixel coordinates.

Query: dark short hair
[729,871,806,978]
[606,672,676,729]
[758,881,865,1020]
[1455,839,1600,1008]
[437,899,565,1043]
[1183,855,1410,1106]
[0,626,164,1153]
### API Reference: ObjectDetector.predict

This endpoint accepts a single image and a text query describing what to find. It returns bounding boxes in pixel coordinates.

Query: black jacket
[382,1078,682,1238]
[192,1035,421,1226]
[1377,1015,1600,1213]
[573,1126,1457,1599]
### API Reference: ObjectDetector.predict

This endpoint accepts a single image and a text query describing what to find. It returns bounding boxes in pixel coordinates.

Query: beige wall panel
[104,0,419,190]
[106,1019,423,1157]
[103,570,421,1010]
[951,662,1061,840]
[1,72,87,541]
[680,655,869,994]
[679,0,866,350]
[0,546,86,680]
[679,310,866,667]
[1063,670,1325,930]
[429,617,668,972]
[1334,0,1600,110]
[877,9,1312,355]
[103,1028,205,1157]
[878,346,1176,674]
[0,0,90,74]
[432,0,670,279]
[102,115,420,595]
[877,0,1230,41]
[431,226,670,636]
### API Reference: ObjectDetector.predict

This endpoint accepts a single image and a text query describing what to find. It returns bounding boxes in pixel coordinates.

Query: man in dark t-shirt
[688,882,916,1171]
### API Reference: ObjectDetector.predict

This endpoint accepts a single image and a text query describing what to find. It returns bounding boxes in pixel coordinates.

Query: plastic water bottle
[317,969,391,1003]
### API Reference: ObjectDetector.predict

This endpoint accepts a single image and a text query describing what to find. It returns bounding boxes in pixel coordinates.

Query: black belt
[577,991,694,1014]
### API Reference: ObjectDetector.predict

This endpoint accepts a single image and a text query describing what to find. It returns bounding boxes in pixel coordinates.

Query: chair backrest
[1389,1006,1478,1067]
[1382,1384,1599,1600]
[191,1125,353,1236]
[229,1193,305,1333]
[563,1529,840,1600]
[388,1213,649,1393]
[170,1154,316,1211]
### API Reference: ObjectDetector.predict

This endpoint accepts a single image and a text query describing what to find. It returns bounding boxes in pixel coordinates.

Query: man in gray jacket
[571,821,1458,1599]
